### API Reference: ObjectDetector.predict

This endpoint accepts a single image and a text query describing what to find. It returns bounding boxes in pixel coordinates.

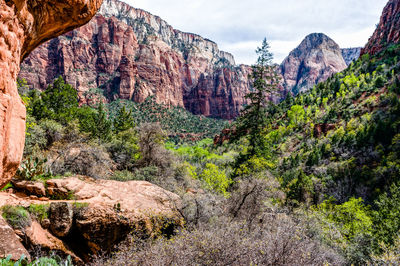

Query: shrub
[199,163,232,197]
[15,156,51,181]
[107,128,139,170]
[372,183,400,248]
[28,204,50,223]
[94,216,342,266]
[137,123,173,168]
[50,143,114,179]
[1,205,31,230]
[39,119,64,147]
[109,170,137,182]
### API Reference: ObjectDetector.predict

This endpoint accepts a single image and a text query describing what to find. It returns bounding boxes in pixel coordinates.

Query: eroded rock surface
[0,176,182,261]
[281,33,347,94]
[361,0,400,56]
[0,0,103,188]
[49,202,74,237]
[0,216,30,261]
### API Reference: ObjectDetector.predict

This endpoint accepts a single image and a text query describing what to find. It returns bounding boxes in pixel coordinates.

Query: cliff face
[341,48,361,66]
[361,0,400,56]
[20,0,252,119]
[280,33,348,94]
[19,0,359,119]
[0,0,103,187]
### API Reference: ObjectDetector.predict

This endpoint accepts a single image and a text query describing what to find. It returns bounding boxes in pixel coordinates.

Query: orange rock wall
[0,0,103,187]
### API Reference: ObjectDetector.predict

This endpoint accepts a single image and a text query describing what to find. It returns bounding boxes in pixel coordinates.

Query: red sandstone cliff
[20,0,252,119]
[19,0,358,120]
[361,0,400,56]
[0,0,103,187]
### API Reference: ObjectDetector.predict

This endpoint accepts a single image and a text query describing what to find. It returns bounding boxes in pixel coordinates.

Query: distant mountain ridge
[19,0,360,119]
[341,47,362,65]
[280,33,348,94]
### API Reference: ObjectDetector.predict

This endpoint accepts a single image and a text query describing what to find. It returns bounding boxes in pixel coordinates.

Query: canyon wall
[0,0,103,187]
[19,0,360,120]
[361,0,400,56]
[20,0,252,119]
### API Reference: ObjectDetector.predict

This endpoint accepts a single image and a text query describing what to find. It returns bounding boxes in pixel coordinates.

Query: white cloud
[121,0,388,64]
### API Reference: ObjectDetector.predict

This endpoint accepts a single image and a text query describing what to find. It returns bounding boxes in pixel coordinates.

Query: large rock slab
[0,216,30,261]
[0,0,103,188]
[3,176,183,259]
[24,221,82,264]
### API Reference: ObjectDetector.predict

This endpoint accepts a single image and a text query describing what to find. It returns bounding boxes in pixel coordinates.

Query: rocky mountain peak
[361,0,400,56]
[98,0,236,66]
[297,33,341,53]
[280,33,347,94]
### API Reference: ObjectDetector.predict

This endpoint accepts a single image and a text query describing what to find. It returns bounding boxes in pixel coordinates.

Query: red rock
[361,0,400,56]
[19,0,253,119]
[24,221,82,264]
[313,123,336,138]
[18,0,351,120]
[0,216,31,261]
[0,0,103,188]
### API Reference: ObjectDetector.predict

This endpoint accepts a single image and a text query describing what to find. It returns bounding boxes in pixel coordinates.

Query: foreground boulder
[0,216,30,261]
[23,221,81,264]
[49,202,74,238]
[1,176,182,262]
[0,0,103,188]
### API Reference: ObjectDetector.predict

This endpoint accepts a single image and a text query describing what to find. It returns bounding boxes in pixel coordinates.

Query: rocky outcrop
[0,216,30,261]
[23,221,81,264]
[0,0,103,188]
[280,33,348,94]
[361,0,400,56]
[341,48,361,65]
[49,203,74,238]
[19,0,252,119]
[0,176,182,262]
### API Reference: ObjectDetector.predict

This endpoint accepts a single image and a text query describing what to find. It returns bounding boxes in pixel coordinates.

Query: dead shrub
[93,215,343,266]
[49,143,115,179]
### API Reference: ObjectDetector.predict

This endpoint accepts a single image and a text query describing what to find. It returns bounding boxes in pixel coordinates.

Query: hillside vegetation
[8,43,400,266]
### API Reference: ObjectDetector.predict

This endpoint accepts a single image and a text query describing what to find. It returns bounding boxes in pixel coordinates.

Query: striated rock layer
[280,33,348,94]
[362,0,400,56]
[20,0,252,119]
[0,0,103,188]
[19,0,359,119]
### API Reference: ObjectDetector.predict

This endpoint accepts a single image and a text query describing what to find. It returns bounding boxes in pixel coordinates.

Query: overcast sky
[121,0,387,64]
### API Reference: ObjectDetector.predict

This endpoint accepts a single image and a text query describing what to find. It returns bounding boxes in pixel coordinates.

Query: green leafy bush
[1,205,31,230]
[199,163,232,197]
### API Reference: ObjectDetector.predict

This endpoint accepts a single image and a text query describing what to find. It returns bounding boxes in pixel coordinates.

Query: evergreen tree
[94,102,112,141]
[80,102,112,141]
[113,106,135,134]
[41,76,79,123]
[233,38,281,158]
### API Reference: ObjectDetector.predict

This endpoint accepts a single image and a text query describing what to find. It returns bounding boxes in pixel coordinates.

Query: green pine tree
[41,76,79,123]
[233,38,281,159]
[113,106,135,134]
